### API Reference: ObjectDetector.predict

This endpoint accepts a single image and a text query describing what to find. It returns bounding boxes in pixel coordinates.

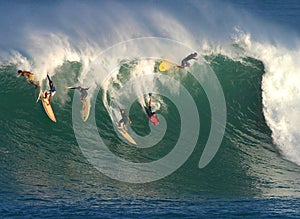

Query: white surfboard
[116,122,136,145]
[41,92,56,122]
[81,98,90,122]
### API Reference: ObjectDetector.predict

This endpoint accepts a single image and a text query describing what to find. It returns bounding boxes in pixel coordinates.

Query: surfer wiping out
[44,73,56,105]
[17,70,39,89]
[178,52,198,68]
[68,86,89,102]
[118,107,132,133]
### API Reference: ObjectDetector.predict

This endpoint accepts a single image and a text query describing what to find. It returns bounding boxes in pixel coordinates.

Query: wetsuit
[181,53,197,67]
[119,109,129,125]
[70,87,89,100]
[46,74,56,97]
[145,106,155,118]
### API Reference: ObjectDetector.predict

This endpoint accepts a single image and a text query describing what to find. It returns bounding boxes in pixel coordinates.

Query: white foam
[234,30,300,165]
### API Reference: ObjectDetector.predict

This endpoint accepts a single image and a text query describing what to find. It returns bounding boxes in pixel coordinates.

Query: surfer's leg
[149,96,152,107]
[48,94,52,105]
[81,93,87,100]
[181,60,186,67]
[29,80,38,89]
[118,118,124,127]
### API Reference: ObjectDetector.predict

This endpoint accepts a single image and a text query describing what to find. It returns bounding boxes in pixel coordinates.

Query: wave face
[1,0,300,218]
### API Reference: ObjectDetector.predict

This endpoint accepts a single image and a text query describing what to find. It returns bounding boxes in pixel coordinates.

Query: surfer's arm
[69,87,78,90]
[47,74,52,83]
[128,117,132,124]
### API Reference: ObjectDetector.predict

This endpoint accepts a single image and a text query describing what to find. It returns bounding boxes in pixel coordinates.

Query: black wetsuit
[70,87,89,100]
[181,53,197,67]
[46,75,56,95]
[144,106,155,118]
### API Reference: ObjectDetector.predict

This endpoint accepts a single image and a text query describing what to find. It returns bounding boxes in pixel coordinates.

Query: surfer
[44,73,56,104]
[145,93,156,118]
[118,107,132,132]
[179,52,198,68]
[144,93,159,125]
[68,86,89,102]
[17,70,39,89]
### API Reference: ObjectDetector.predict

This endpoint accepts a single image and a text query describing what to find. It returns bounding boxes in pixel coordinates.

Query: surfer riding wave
[44,73,56,104]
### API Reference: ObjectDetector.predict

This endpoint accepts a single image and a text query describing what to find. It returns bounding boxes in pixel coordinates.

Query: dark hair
[18,70,22,74]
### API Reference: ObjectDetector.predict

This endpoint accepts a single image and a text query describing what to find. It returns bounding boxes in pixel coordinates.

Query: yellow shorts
[28,74,34,83]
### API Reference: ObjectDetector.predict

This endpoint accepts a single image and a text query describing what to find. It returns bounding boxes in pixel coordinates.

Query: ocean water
[1,0,300,218]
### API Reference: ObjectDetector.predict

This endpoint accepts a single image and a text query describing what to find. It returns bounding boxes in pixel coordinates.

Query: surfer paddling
[17,70,39,89]
[118,107,132,133]
[44,73,56,105]
[178,52,198,68]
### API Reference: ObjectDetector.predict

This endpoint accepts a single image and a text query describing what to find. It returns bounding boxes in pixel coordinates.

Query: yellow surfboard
[41,92,57,122]
[158,60,172,72]
[158,60,183,72]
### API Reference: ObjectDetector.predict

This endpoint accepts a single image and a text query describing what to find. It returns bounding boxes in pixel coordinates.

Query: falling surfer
[17,70,39,89]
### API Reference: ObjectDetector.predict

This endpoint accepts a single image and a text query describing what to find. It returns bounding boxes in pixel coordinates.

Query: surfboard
[41,92,57,122]
[158,60,172,72]
[116,122,137,145]
[158,60,184,72]
[149,114,160,125]
[81,98,90,122]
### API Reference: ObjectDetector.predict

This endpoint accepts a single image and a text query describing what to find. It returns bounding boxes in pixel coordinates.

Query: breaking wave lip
[230,29,300,167]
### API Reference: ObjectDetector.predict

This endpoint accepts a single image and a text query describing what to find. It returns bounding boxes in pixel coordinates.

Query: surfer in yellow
[179,52,198,68]
[44,73,56,104]
[118,107,132,133]
[17,70,39,88]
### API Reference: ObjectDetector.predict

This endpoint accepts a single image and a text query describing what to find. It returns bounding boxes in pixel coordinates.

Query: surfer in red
[144,93,159,125]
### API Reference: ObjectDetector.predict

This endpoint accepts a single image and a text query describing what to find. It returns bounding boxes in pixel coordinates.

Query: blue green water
[1,0,300,218]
